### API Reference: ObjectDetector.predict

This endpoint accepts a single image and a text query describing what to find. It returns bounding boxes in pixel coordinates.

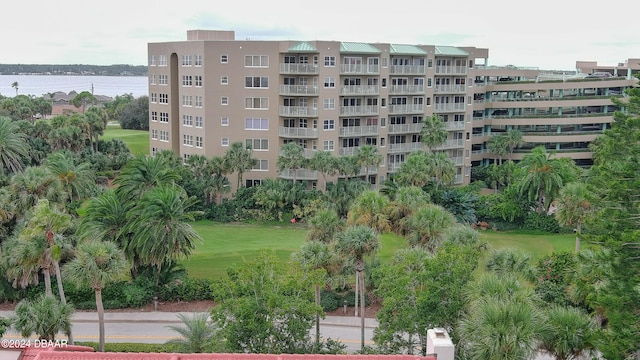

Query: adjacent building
[148,30,638,189]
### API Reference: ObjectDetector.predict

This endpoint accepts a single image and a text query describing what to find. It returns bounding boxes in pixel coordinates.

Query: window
[149,55,156,66]
[182,55,192,66]
[220,76,228,85]
[151,129,158,139]
[323,98,335,110]
[194,75,202,87]
[427,59,433,68]
[182,115,193,126]
[150,74,156,85]
[252,159,269,171]
[220,54,228,63]
[159,93,168,104]
[158,55,167,66]
[380,138,386,146]
[246,138,269,150]
[323,77,335,88]
[195,96,203,107]
[183,134,193,146]
[221,97,228,105]
[245,55,269,67]
[245,76,269,88]
[221,117,229,126]
[323,119,335,130]
[150,93,157,103]
[195,54,202,66]
[196,136,203,148]
[324,56,336,67]
[159,112,169,123]
[245,118,269,130]
[151,111,158,122]
[159,74,168,85]
[151,147,157,156]
[381,117,386,127]
[245,97,269,109]
[246,179,263,187]
[323,140,334,151]
[182,95,192,106]
[160,130,169,141]
[221,137,229,146]
[195,116,203,127]
[182,154,191,163]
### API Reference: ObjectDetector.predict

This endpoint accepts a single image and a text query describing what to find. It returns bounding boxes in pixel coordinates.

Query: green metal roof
[340,42,381,54]
[435,46,468,56]
[287,42,318,52]
[390,44,427,55]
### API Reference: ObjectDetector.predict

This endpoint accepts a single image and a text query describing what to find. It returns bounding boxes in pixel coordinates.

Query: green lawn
[103,124,149,155]
[182,221,576,279]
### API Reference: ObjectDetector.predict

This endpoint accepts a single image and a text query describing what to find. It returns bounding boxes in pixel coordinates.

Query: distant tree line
[0,64,147,76]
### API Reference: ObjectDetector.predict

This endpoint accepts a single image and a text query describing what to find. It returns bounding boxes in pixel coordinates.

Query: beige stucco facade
[147,30,638,190]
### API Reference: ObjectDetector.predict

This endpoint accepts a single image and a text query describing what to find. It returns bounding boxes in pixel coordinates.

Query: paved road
[0,310,376,353]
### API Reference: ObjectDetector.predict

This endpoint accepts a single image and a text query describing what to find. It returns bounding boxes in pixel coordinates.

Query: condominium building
[148,30,638,189]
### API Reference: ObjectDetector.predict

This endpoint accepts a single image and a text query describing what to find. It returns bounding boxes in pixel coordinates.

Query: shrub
[158,277,214,302]
[523,212,561,233]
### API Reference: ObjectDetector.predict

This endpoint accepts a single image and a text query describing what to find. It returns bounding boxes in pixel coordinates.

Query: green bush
[77,342,181,353]
[523,212,561,233]
[320,290,339,311]
[158,277,214,302]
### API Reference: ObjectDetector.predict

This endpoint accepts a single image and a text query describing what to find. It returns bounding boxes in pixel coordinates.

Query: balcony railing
[358,165,378,176]
[389,84,425,95]
[340,64,380,74]
[434,84,467,93]
[279,106,318,117]
[388,142,424,153]
[278,126,318,138]
[279,85,318,96]
[389,65,426,74]
[388,162,403,172]
[339,147,360,156]
[434,65,467,75]
[279,63,319,74]
[388,123,424,133]
[431,139,465,150]
[340,85,380,96]
[434,103,466,112]
[280,169,318,180]
[389,104,425,114]
[339,105,379,116]
[444,121,465,130]
[339,125,378,136]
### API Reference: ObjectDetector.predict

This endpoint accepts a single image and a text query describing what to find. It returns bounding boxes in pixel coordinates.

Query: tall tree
[347,190,390,234]
[428,151,455,191]
[45,151,95,204]
[406,203,457,251]
[395,150,432,187]
[84,106,109,152]
[309,150,338,192]
[554,182,595,253]
[306,208,344,243]
[277,141,307,184]
[63,240,128,352]
[486,134,509,165]
[70,91,97,113]
[505,129,526,161]
[11,81,18,96]
[224,141,257,190]
[354,145,383,186]
[420,114,447,150]
[113,153,181,201]
[334,225,380,350]
[0,116,30,174]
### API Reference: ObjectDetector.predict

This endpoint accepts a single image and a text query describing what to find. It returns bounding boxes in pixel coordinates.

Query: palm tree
[554,182,595,253]
[428,151,455,191]
[9,165,61,218]
[225,141,257,190]
[539,305,598,360]
[354,145,383,186]
[11,81,18,95]
[13,294,73,342]
[309,150,338,192]
[347,190,391,234]
[486,134,509,165]
[385,186,431,236]
[277,142,307,184]
[166,313,217,353]
[421,114,447,150]
[484,247,535,281]
[126,184,203,274]
[505,129,525,161]
[334,225,380,350]
[63,240,128,352]
[406,204,456,251]
[395,151,432,187]
[0,116,30,174]
[207,156,231,204]
[84,107,109,152]
[77,190,130,256]
[292,241,334,346]
[306,208,344,243]
[113,153,181,200]
[45,151,96,204]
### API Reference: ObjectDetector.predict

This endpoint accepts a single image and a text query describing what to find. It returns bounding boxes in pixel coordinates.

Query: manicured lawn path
[183,221,577,279]
[103,124,149,155]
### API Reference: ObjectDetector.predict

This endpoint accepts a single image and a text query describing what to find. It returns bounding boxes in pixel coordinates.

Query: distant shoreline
[0,64,147,77]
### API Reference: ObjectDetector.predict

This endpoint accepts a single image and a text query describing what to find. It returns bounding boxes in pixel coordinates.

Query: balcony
[389,84,425,95]
[389,104,425,115]
[433,103,466,113]
[340,85,380,96]
[279,63,319,74]
[388,123,423,134]
[389,65,426,75]
[280,169,318,180]
[339,105,379,116]
[431,139,465,150]
[279,106,318,117]
[388,142,424,153]
[339,125,378,136]
[358,165,379,176]
[451,156,464,166]
[339,147,360,156]
[278,126,318,138]
[434,84,467,93]
[340,64,380,74]
[280,85,318,96]
[388,162,403,172]
[444,121,465,131]
[434,66,467,75]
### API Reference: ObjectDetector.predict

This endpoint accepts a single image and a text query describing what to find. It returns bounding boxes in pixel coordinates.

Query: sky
[1,0,638,71]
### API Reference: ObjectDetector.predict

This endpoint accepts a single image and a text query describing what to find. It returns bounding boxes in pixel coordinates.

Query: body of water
[0,75,148,98]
